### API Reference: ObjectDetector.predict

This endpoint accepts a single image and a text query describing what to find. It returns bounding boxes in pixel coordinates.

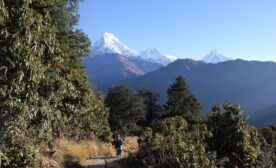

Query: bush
[120,116,214,168]
[1,143,40,168]
[0,126,41,168]
[206,103,262,167]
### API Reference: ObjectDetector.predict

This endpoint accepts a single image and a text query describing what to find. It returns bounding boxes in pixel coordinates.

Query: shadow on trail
[84,156,119,168]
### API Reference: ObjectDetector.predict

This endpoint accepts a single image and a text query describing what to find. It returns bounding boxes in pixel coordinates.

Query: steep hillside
[249,104,276,127]
[84,54,162,87]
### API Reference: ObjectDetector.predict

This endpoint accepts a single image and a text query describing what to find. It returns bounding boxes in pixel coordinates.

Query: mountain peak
[140,48,177,66]
[203,49,231,64]
[103,32,115,37]
[92,32,139,57]
[102,32,121,44]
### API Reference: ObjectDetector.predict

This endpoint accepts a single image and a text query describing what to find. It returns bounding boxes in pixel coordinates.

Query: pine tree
[164,75,202,124]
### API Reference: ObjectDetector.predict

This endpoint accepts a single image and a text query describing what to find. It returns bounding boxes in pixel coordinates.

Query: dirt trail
[83,156,119,168]
[83,136,139,168]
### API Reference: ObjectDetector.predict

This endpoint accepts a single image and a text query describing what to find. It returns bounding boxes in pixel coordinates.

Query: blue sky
[78,0,276,61]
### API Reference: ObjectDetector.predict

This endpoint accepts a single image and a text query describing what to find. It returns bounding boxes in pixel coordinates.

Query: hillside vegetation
[0,0,110,167]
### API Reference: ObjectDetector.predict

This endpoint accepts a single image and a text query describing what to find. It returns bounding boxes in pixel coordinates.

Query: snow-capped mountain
[92,32,139,57]
[203,49,231,64]
[92,32,177,66]
[140,48,177,66]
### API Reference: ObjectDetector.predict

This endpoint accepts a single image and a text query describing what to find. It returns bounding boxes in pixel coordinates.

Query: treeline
[106,76,276,167]
[0,0,110,167]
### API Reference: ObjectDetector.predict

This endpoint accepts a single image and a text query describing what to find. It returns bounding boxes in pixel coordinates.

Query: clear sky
[78,0,276,61]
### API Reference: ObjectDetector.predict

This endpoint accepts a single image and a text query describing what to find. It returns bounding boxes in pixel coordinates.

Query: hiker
[113,134,123,156]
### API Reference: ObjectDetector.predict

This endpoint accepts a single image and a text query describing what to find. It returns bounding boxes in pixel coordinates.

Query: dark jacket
[114,139,123,149]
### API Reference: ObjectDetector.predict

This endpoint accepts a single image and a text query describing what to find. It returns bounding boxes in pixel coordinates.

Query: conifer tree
[165,75,202,124]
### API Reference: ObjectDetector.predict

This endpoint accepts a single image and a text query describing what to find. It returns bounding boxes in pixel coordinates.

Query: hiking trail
[83,156,119,168]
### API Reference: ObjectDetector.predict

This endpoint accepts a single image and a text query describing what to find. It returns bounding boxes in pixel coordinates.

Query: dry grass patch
[38,138,115,167]
[122,136,139,154]
[55,139,115,162]
[40,137,139,167]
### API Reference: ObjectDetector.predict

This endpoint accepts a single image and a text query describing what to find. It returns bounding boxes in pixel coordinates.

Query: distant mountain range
[83,32,275,127]
[84,32,232,86]
[90,32,177,66]
[83,32,177,86]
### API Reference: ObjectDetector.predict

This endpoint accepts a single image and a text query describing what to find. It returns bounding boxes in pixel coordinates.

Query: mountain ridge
[120,59,276,127]
[91,32,177,66]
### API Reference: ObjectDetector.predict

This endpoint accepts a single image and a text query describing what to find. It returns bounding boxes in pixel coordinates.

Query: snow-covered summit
[140,48,177,66]
[92,32,139,57]
[91,32,177,66]
[203,50,231,64]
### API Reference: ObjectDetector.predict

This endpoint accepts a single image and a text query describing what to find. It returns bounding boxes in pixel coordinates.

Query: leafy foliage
[106,85,146,133]
[255,134,275,167]
[0,0,110,167]
[206,102,262,167]
[120,116,214,168]
[138,88,162,127]
[257,125,276,166]
[259,125,276,146]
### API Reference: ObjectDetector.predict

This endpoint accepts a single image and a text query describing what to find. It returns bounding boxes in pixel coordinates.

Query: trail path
[83,136,139,168]
[83,156,119,168]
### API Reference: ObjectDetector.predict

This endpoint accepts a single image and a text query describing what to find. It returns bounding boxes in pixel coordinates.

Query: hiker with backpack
[112,134,123,156]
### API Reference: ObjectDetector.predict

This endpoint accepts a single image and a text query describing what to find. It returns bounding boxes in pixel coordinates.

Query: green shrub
[0,149,9,167]
[206,103,262,167]
[1,143,40,168]
[120,116,214,168]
